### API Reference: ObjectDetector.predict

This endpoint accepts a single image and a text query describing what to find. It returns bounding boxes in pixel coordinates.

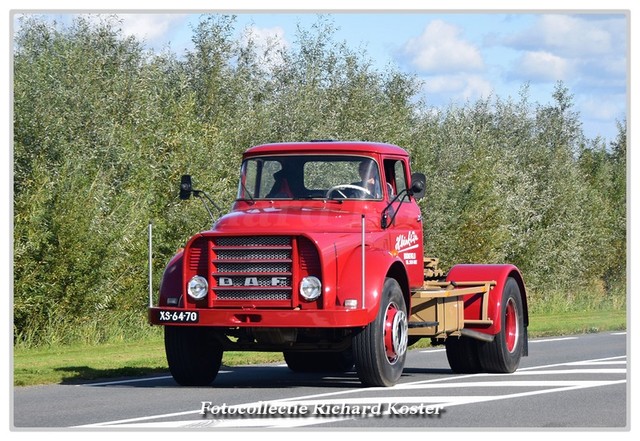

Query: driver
[353,160,382,198]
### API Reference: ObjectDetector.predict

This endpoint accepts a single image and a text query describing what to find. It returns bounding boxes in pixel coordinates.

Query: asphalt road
[12,331,628,430]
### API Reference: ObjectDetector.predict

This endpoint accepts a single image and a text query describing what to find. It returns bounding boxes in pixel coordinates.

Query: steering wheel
[326,184,371,199]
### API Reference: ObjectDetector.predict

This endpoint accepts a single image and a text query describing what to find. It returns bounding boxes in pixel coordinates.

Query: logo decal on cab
[394,231,419,265]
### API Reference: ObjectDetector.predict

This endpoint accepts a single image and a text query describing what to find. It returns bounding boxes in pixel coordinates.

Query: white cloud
[501,14,618,58]
[460,75,495,101]
[423,73,494,103]
[534,14,614,57]
[401,20,484,74]
[241,25,289,69]
[514,50,572,82]
[244,25,288,48]
[117,14,188,43]
[580,93,626,121]
[496,13,626,104]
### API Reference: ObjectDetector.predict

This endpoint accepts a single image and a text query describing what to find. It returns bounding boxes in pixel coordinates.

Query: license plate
[157,310,199,323]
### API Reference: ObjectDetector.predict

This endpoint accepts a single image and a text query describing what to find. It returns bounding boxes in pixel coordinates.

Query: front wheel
[477,277,525,373]
[164,326,223,386]
[353,278,408,387]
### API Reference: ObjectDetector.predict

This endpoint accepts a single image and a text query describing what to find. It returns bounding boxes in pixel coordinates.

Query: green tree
[13,15,626,346]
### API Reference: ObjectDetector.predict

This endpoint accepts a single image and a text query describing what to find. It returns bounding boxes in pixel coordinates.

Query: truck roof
[243,141,410,157]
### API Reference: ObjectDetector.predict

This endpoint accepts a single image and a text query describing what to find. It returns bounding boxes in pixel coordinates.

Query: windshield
[237,155,383,200]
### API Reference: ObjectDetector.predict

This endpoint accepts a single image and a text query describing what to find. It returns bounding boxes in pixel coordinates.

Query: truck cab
[149,141,528,387]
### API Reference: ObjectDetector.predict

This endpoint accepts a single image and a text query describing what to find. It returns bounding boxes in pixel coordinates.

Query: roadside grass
[13,309,626,387]
[13,336,286,387]
[526,309,626,337]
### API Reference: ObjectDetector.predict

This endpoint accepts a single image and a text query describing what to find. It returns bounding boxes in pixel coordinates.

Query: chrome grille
[212,236,293,301]
[215,290,290,301]
[215,262,290,273]
[215,236,291,247]
[215,249,290,260]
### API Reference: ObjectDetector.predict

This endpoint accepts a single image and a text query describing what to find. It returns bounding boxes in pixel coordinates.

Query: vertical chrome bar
[148,222,153,308]
[361,214,365,309]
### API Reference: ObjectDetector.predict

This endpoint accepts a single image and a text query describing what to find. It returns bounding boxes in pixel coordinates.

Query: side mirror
[409,173,426,200]
[179,175,193,200]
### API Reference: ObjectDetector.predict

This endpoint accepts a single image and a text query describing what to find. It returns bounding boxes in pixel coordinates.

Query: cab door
[382,157,424,288]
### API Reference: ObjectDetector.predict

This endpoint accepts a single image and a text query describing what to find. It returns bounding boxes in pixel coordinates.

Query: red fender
[158,250,184,306]
[337,246,405,324]
[446,264,528,336]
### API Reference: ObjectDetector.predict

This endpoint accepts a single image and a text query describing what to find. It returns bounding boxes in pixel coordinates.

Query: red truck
[148,141,528,387]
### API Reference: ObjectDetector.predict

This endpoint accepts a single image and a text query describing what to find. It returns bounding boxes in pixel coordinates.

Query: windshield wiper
[240,181,256,205]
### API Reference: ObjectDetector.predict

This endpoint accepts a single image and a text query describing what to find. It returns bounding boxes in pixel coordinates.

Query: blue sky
[14,8,629,143]
[8,2,635,145]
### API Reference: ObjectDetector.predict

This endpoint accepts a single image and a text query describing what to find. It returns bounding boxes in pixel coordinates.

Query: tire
[477,277,525,373]
[445,335,482,373]
[353,278,408,387]
[283,349,354,373]
[164,326,223,386]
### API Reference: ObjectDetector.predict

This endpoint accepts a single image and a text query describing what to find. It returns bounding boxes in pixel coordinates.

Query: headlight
[300,276,322,301]
[187,275,208,300]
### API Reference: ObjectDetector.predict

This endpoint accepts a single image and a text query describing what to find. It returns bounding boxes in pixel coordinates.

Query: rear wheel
[164,326,223,386]
[353,278,408,387]
[478,277,525,373]
[283,349,354,373]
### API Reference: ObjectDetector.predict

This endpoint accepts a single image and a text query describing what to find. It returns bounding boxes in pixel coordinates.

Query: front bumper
[148,306,372,328]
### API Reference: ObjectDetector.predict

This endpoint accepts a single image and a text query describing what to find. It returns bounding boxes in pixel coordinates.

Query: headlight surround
[299,276,322,301]
[187,275,208,300]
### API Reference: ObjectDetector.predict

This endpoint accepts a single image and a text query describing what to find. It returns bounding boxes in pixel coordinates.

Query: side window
[394,160,407,194]
[383,159,408,198]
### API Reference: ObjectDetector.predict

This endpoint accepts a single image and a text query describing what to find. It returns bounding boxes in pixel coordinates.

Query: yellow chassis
[409,258,496,340]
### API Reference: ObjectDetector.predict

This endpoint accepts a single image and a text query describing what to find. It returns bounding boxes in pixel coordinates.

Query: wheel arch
[336,247,410,322]
[446,264,528,335]
[158,250,184,306]
[387,260,411,314]
[506,268,529,328]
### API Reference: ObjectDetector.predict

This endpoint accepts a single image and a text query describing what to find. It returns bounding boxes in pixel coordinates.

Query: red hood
[211,204,381,235]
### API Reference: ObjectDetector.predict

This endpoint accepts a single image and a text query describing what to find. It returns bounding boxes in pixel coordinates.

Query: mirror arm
[193,190,224,222]
[179,175,223,225]
[381,189,408,229]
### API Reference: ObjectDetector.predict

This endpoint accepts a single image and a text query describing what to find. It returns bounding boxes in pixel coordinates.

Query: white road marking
[510,368,626,375]
[94,416,351,429]
[529,337,579,343]
[517,355,625,371]
[418,336,579,354]
[76,354,627,429]
[78,376,174,387]
[565,360,626,366]
[80,336,617,387]
[81,376,626,429]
